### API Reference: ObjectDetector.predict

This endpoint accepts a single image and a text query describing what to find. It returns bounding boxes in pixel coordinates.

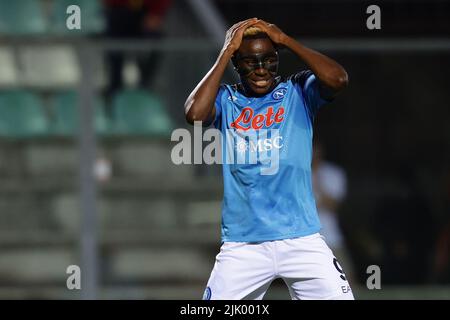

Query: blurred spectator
[431,167,450,284]
[103,0,172,99]
[312,140,355,283]
[374,167,435,284]
[433,220,450,283]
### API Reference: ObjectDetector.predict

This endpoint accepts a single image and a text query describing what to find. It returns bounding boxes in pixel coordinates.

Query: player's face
[234,38,279,96]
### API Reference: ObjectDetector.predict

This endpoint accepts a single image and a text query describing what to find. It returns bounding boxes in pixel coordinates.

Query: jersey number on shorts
[333,257,347,281]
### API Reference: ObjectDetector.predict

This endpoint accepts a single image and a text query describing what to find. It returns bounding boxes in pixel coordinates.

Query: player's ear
[231,55,239,72]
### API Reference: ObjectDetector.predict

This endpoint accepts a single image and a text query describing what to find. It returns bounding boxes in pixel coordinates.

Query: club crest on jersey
[272,88,287,100]
[230,106,285,131]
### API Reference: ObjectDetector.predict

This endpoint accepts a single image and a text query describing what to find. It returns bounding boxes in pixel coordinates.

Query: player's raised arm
[184,18,259,126]
[253,20,348,100]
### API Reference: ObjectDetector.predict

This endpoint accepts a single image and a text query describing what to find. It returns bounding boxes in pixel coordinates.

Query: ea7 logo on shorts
[272,88,287,100]
[202,287,212,300]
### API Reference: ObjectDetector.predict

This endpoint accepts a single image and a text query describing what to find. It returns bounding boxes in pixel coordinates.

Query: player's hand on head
[223,18,259,53]
[253,20,288,45]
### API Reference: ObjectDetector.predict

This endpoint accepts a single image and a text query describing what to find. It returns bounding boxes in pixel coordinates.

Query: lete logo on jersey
[230,106,285,131]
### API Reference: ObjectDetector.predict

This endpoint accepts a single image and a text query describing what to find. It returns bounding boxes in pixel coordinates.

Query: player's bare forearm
[184,48,232,125]
[281,36,348,96]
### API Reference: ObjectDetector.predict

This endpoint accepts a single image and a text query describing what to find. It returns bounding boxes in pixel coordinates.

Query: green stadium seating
[0,0,47,35]
[51,91,109,136]
[21,46,80,88]
[112,89,173,136]
[50,0,105,35]
[0,47,19,87]
[0,90,48,137]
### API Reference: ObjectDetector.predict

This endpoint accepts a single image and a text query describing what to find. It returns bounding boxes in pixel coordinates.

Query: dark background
[0,0,448,299]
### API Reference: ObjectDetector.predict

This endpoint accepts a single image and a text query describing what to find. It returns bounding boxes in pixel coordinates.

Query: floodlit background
[0,0,449,299]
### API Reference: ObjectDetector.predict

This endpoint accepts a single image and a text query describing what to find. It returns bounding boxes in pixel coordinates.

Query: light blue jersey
[214,70,331,242]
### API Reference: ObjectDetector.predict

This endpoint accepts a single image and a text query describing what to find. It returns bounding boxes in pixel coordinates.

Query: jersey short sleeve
[290,70,331,119]
[213,85,227,129]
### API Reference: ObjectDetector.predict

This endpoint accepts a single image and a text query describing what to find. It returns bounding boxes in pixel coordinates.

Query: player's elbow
[326,73,348,95]
[184,99,196,125]
[185,110,200,125]
[184,104,205,125]
[333,72,349,91]
[184,98,212,125]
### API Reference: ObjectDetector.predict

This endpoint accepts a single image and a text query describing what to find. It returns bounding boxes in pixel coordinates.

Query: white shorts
[203,233,354,300]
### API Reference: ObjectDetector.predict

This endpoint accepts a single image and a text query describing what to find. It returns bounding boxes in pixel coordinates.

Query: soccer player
[184,18,354,300]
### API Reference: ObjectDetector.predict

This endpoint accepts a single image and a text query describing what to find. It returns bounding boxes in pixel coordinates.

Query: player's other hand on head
[223,18,259,53]
[253,20,288,46]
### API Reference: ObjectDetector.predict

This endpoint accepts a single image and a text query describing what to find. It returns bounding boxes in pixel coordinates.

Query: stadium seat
[0,47,19,87]
[51,91,109,136]
[0,0,47,35]
[112,89,173,136]
[0,90,49,137]
[49,0,105,35]
[20,46,80,89]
